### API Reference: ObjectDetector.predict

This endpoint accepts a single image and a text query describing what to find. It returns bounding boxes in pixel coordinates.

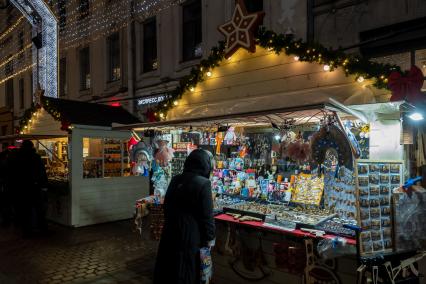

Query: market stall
[8,96,149,227]
[124,2,426,282]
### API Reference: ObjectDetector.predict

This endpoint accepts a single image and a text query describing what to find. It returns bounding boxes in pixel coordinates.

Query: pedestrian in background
[0,149,11,227]
[15,140,48,237]
[154,149,216,284]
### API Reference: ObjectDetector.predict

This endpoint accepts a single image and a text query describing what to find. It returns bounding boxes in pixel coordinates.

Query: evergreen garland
[152,27,402,120]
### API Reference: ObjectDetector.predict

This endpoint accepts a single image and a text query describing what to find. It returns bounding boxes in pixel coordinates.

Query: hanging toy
[216,132,224,155]
[131,141,153,176]
[224,126,237,145]
[285,140,311,164]
[155,139,175,167]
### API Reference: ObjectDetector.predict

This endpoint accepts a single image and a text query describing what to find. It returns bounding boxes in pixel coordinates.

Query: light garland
[0,16,24,42]
[150,27,402,120]
[47,0,183,50]
[0,43,32,70]
[0,63,35,86]
[9,0,58,98]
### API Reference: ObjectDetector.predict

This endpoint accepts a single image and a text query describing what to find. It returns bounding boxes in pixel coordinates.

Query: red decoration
[145,108,157,122]
[60,121,71,131]
[110,102,121,107]
[218,0,264,58]
[127,136,139,151]
[388,66,425,102]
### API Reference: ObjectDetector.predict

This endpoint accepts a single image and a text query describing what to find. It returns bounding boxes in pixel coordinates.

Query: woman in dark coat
[154,149,215,284]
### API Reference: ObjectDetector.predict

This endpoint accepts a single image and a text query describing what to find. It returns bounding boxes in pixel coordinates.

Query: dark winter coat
[154,149,215,284]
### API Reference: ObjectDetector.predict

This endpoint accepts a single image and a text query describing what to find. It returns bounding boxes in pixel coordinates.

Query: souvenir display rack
[356,160,403,256]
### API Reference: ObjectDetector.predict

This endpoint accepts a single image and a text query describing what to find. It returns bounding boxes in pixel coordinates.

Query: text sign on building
[137,95,166,106]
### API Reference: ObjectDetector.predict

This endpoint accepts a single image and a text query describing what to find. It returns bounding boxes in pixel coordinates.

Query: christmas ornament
[388,65,425,103]
[218,0,264,58]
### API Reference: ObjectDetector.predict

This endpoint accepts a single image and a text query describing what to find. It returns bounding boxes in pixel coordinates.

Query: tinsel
[152,27,402,121]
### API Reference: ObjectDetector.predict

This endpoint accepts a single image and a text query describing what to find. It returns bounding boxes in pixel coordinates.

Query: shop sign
[137,95,166,106]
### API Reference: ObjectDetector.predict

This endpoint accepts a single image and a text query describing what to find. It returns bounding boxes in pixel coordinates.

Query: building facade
[0,0,425,130]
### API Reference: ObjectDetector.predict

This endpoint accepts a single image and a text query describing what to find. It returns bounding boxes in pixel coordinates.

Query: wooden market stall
[119,2,426,282]
[12,97,149,227]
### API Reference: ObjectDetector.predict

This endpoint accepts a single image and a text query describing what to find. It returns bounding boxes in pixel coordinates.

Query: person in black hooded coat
[154,149,215,284]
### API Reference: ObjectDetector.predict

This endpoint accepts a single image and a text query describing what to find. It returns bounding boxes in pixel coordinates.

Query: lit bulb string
[151,28,402,120]
[0,63,35,86]
[0,16,25,42]
[0,39,32,64]
[59,3,129,47]
[50,0,181,49]
[0,54,33,78]
[56,0,125,36]
[0,43,32,70]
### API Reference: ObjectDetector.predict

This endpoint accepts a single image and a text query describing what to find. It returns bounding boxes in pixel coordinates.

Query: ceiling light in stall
[274,134,281,141]
[408,112,424,121]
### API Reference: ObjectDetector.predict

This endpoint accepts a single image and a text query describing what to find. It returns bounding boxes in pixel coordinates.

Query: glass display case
[83,137,132,178]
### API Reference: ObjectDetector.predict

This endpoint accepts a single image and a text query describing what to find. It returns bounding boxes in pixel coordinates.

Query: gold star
[218,0,264,58]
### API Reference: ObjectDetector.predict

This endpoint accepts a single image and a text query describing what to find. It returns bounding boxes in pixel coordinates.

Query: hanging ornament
[388,65,425,103]
[218,0,264,58]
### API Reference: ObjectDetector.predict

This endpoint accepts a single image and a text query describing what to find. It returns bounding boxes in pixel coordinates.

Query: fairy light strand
[0,16,24,42]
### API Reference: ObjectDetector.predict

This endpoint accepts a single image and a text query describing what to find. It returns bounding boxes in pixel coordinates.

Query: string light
[44,0,184,50]
[294,56,299,61]
[0,16,24,42]
[0,43,32,70]
[206,71,212,77]
[190,87,195,92]
[323,64,330,71]
[0,63,35,86]
[173,101,178,106]
[357,76,365,83]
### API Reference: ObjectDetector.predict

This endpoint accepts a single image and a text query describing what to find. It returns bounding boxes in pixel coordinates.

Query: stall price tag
[173,142,190,152]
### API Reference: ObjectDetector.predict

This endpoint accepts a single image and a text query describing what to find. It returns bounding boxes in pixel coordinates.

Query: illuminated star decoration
[218,0,265,58]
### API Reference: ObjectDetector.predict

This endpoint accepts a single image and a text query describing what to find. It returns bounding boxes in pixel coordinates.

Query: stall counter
[215,213,357,245]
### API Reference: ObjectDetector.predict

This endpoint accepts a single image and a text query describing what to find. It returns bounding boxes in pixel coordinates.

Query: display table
[215,213,356,245]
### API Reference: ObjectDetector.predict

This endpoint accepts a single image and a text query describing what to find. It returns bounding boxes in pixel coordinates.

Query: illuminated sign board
[137,95,166,106]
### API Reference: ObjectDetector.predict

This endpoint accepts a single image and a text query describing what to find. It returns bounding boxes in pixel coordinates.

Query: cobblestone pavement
[0,220,157,284]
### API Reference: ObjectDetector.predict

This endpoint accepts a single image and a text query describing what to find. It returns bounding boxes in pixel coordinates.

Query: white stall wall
[369,120,404,161]
[71,127,149,227]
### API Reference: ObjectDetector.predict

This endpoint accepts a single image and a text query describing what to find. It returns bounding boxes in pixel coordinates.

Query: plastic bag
[317,237,356,260]
[200,247,213,284]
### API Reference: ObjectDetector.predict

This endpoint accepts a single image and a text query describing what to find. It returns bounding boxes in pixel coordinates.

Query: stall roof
[0,134,66,142]
[113,101,359,131]
[43,97,140,127]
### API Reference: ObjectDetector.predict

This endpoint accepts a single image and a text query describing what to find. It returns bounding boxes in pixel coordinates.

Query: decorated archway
[10,0,58,98]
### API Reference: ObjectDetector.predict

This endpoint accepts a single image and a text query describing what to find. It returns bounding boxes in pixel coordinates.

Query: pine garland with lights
[18,96,70,134]
[152,27,402,120]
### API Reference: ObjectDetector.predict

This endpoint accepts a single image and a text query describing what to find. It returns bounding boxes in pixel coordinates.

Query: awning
[113,99,367,131]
